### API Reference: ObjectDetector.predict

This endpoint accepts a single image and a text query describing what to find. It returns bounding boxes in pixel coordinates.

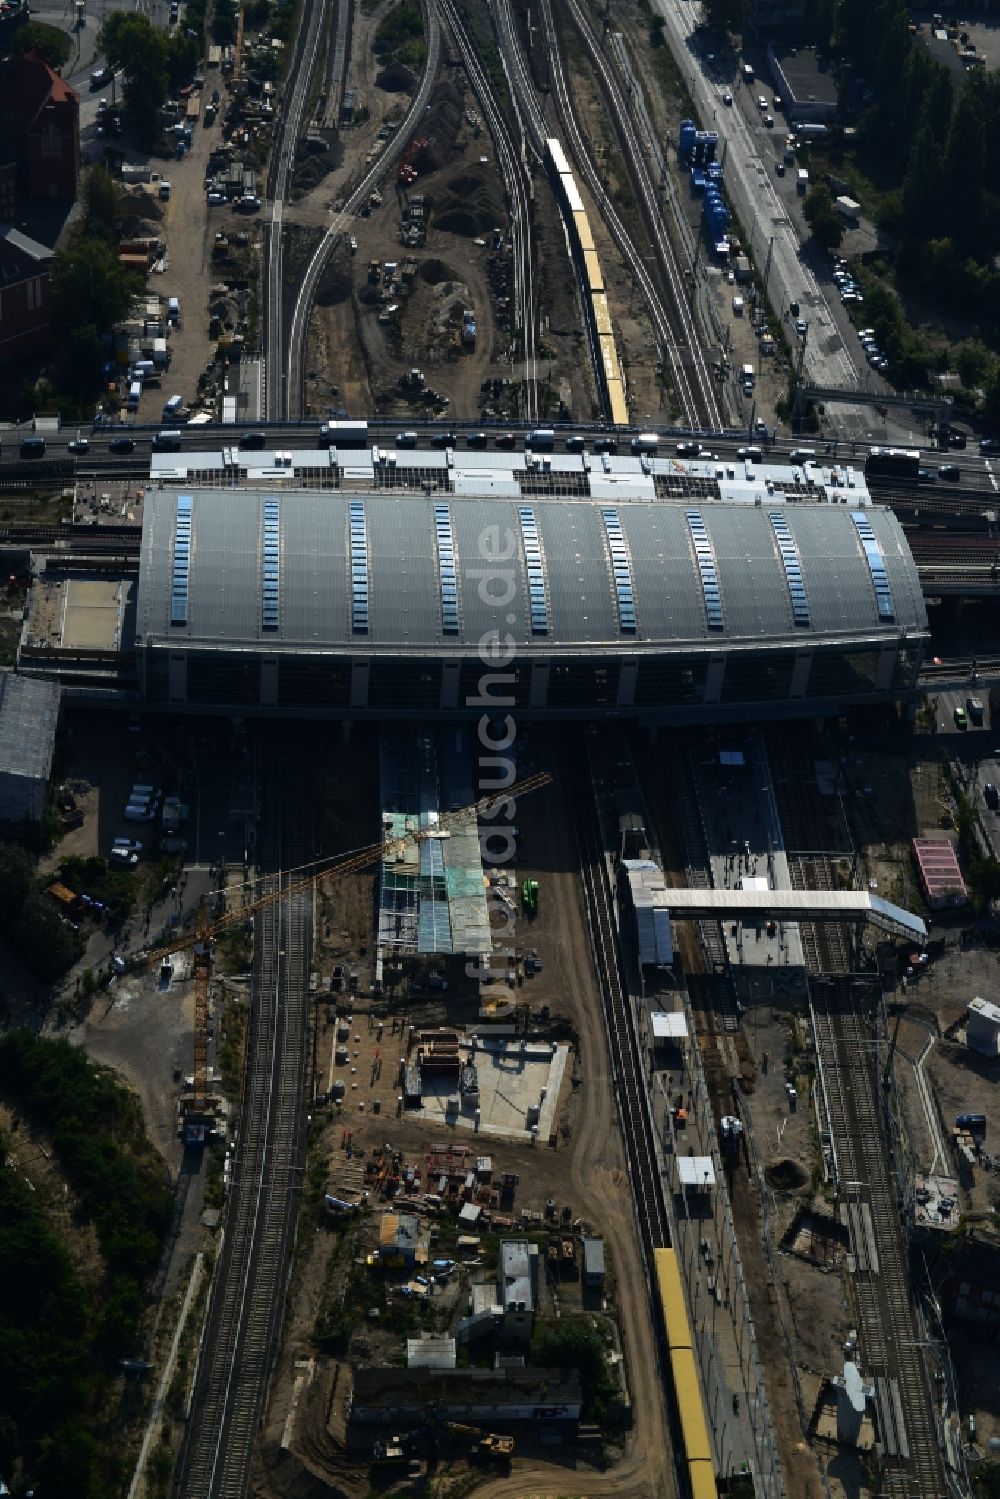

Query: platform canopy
[677,1156,717,1189]
[652,887,926,942]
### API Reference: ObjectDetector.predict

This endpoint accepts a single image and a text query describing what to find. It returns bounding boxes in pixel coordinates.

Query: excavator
[129,772,553,1140]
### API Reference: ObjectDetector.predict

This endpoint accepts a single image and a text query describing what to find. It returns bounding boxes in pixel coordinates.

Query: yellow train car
[592,291,613,339]
[572,208,595,255]
[654,1248,693,1351]
[670,1347,713,1464]
[583,249,604,293]
[607,381,629,427]
[688,1459,719,1499]
[598,332,620,382]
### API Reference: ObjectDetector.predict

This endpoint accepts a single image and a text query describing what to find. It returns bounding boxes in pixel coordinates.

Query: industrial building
[911,838,967,910]
[348,1366,582,1430]
[498,1240,537,1346]
[767,46,840,123]
[130,463,927,722]
[966,997,1000,1058]
[0,674,59,824]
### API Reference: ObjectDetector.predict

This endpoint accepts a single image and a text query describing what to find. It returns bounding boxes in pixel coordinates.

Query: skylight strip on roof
[518,505,549,635]
[768,511,810,629]
[851,510,895,623]
[349,499,369,634]
[433,503,460,635]
[262,497,280,630]
[685,509,724,630]
[601,507,637,634]
[170,494,192,626]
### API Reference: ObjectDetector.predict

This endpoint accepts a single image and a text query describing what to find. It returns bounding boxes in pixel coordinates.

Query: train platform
[691,733,806,972]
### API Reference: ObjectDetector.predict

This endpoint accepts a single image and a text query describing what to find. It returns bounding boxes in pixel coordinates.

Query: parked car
[593,437,618,454]
[676,441,702,457]
[967,696,985,725]
[984,782,999,810]
[954,704,969,729]
[564,435,585,452]
[110,436,135,453]
[67,437,90,455]
[938,463,961,481]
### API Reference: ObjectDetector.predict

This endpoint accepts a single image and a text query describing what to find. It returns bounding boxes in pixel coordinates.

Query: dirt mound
[376,62,416,92]
[766,1158,809,1192]
[313,241,351,308]
[434,168,504,238]
[292,139,342,198]
[418,258,460,286]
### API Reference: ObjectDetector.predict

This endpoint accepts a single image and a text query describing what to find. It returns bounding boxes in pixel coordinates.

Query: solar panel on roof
[433,503,460,634]
[685,510,724,631]
[170,494,192,626]
[349,499,369,634]
[601,508,637,634]
[768,511,810,628]
[851,511,895,623]
[518,506,549,634]
[262,497,280,630]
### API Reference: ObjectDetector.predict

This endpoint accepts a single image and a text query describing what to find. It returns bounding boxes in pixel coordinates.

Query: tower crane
[135,771,553,1140]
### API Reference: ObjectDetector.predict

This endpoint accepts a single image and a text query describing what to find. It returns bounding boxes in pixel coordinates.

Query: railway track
[542,0,721,430]
[261,0,330,419]
[812,983,948,1498]
[284,0,442,416]
[439,0,537,421]
[173,740,312,1499]
[0,523,141,545]
[321,0,351,130]
[766,730,949,1496]
[766,731,852,974]
[572,743,670,1260]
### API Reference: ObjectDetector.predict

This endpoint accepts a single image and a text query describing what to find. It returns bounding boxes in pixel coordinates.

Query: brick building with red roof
[0,50,79,204]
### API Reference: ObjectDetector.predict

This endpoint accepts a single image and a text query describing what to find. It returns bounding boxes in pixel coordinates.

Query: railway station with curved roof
[134,483,928,719]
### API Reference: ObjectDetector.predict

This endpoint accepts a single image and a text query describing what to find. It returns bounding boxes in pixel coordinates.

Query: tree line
[0,1032,173,1496]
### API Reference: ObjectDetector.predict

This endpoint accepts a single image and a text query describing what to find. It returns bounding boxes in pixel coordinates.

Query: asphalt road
[3,423,1000,491]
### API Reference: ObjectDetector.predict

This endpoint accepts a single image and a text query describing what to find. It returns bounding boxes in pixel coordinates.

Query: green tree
[166,29,198,88]
[79,165,126,245]
[957,340,995,391]
[98,12,168,144]
[900,123,944,242]
[51,238,140,334]
[802,184,844,252]
[10,19,71,67]
[943,76,988,253]
[212,0,237,43]
[17,894,81,980]
[0,843,34,911]
[698,0,740,32]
